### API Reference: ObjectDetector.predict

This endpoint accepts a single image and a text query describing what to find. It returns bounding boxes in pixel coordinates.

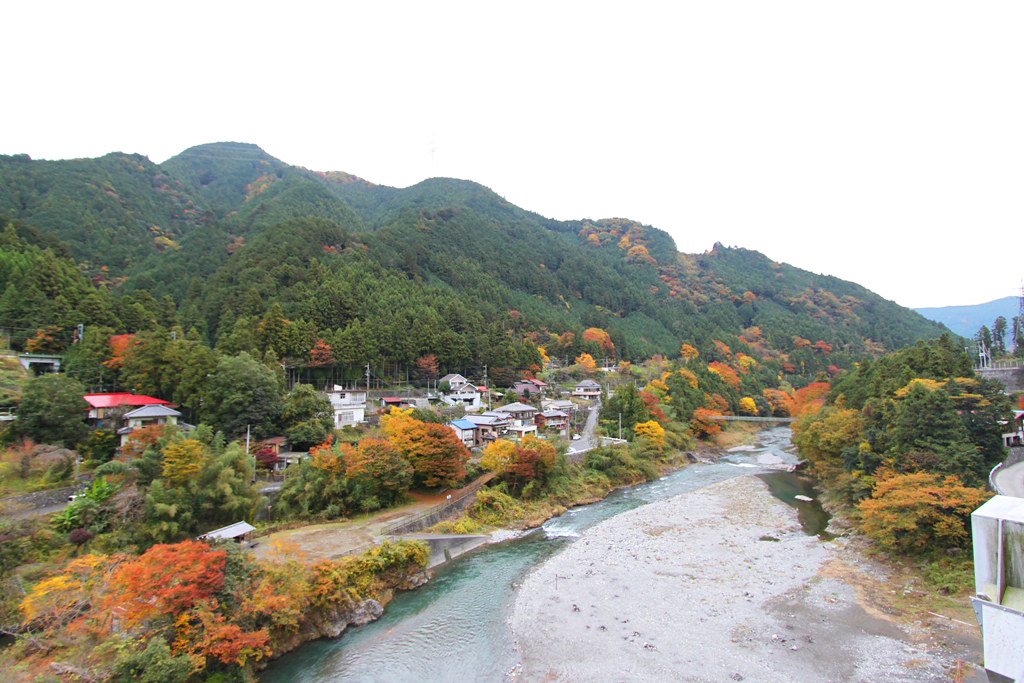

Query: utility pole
[365,363,370,395]
[246,425,253,483]
[484,364,490,410]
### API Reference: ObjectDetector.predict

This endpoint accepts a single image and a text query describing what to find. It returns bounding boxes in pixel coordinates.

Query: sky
[3,1,1022,309]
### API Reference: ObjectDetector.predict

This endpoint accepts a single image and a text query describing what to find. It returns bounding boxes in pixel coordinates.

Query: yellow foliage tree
[537,346,550,364]
[575,353,597,374]
[679,368,699,389]
[161,439,208,485]
[480,440,517,473]
[738,397,757,415]
[634,420,666,450]
[680,344,699,361]
[894,377,945,397]
[736,354,757,373]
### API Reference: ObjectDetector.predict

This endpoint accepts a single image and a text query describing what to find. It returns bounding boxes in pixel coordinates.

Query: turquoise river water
[261,427,828,682]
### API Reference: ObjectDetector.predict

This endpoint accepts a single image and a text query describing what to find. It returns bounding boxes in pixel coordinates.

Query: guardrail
[990,462,1005,494]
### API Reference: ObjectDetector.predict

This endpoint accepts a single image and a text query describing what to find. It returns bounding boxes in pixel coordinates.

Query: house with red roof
[84,393,170,428]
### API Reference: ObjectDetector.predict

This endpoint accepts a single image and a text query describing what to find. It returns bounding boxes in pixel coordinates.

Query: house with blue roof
[448,418,480,448]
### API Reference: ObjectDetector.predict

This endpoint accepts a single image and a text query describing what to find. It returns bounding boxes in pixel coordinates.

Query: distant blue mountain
[915,296,1018,340]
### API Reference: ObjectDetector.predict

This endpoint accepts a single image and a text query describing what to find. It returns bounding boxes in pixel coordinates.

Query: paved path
[993,461,1024,498]
[567,400,600,460]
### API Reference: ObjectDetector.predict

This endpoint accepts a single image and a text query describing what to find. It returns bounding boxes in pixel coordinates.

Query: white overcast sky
[3,1,1021,309]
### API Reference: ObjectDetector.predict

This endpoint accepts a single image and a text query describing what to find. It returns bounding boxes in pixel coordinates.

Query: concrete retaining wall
[0,482,87,511]
[386,493,479,535]
[977,366,1024,393]
[387,533,492,567]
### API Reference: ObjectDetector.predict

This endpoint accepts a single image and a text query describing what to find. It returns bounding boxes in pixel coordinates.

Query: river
[261,427,826,682]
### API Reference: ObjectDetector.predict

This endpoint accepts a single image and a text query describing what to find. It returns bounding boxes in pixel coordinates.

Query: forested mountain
[915,296,1018,341]
[0,142,947,381]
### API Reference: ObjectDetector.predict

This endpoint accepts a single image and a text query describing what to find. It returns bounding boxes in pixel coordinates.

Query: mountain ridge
[0,141,949,375]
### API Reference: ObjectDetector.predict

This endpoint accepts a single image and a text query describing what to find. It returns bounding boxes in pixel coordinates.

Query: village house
[572,379,602,399]
[447,418,479,448]
[542,398,577,415]
[440,381,483,412]
[536,408,569,434]
[511,378,547,398]
[493,402,538,438]
[325,386,368,428]
[466,413,509,442]
[380,396,416,411]
[439,373,472,392]
[84,392,170,429]
[117,404,191,446]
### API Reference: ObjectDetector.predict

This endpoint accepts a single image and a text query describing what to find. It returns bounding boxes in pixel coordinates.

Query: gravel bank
[510,475,959,682]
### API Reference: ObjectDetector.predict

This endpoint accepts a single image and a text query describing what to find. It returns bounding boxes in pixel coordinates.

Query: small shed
[199,521,256,544]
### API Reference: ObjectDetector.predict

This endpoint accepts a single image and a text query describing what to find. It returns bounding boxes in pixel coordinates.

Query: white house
[441,383,482,412]
[493,402,538,438]
[572,379,602,399]
[117,404,187,446]
[325,386,368,428]
[440,373,472,392]
[542,398,577,414]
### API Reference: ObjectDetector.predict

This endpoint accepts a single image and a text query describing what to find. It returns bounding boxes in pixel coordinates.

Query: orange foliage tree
[680,344,699,361]
[690,408,723,438]
[104,541,227,630]
[707,362,740,390]
[761,389,795,417]
[792,382,831,417]
[504,434,557,489]
[120,424,166,460]
[104,333,136,369]
[857,471,992,554]
[583,328,615,355]
[309,339,333,366]
[382,409,468,487]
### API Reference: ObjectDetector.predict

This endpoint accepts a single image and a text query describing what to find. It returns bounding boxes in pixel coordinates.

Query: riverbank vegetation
[4,538,427,681]
[792,335,1010,591]
[435,434,688,533]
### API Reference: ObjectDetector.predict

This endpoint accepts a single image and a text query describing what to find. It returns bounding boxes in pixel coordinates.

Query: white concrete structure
[326,386,367,428]
[970,495,1024,683]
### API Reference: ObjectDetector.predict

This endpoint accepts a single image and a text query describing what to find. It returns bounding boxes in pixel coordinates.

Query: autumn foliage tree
[381,408,469,487]
[634,420,666,450]
[574,352,597,374]
[856,471,991,555]
[690,408,723,438]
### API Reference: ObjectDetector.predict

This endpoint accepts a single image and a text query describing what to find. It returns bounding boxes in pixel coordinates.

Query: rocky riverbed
[510,475,980,682]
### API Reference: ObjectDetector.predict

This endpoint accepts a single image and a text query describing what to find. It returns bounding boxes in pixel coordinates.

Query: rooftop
[122,404,182,419]
[84,393,170,409]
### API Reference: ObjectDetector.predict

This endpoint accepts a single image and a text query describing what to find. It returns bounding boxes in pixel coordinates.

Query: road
[567,400,600,460]
[993,460,1024,498]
